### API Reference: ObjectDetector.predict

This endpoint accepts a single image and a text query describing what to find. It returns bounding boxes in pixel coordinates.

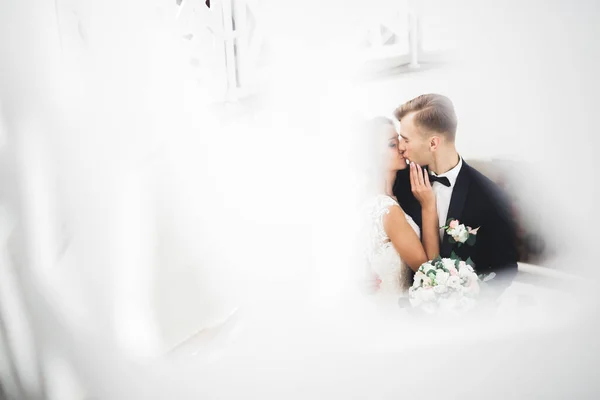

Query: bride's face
[385,126,408,171]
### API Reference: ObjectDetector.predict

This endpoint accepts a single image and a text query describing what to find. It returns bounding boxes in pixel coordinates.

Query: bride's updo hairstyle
[355,116,398,197]
[359,116,397,172]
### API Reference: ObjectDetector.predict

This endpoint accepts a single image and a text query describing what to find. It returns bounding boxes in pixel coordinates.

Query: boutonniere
[442,218,479,247]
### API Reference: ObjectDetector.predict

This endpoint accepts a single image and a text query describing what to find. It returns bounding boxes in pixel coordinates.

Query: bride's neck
[384,170,396,197]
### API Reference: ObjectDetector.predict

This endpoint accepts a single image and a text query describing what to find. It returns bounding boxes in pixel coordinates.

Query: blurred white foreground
[1,0,599,399]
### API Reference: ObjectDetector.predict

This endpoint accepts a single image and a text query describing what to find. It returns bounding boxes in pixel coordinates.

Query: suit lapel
[441,163,471,257]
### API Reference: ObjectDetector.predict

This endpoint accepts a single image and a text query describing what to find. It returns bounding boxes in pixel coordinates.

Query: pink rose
[468,226,480,235]
[449,220,459,229]
[448,266,458,276]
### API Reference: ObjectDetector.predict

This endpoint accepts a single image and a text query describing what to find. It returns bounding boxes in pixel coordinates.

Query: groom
[393,94,518,293]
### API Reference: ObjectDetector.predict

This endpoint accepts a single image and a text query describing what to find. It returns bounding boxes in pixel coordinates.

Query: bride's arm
[420,203,440,260]
[411,163,440,260]
[384,206,428,272]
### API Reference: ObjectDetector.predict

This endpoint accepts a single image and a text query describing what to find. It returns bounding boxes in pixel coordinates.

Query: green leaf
[481,272,496,282]
[466,257,476,268]
[450,251,459,260]
[466,235,476,246]
[448,236,456,244]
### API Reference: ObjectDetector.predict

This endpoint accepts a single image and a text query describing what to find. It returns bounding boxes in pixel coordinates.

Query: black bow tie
[428,174,451,187]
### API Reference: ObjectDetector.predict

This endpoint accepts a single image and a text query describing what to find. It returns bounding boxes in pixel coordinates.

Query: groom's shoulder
[463,162,493,186]
[463,162,517,237]
[463,162,509,205]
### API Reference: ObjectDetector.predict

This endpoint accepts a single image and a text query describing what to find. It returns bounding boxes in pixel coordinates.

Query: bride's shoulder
[364,195,400,215]
[375,194,400,207]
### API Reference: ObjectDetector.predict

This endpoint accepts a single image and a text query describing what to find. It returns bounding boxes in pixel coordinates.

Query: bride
[361,117,440,306]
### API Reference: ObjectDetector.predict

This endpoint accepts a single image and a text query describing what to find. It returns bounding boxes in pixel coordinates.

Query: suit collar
[430,156,463,188]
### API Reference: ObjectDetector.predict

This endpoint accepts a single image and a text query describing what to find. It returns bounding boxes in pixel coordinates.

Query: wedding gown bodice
[365,195,420,295]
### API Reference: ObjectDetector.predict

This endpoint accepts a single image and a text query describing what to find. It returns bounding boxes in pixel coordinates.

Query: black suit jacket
[393,161,518,290]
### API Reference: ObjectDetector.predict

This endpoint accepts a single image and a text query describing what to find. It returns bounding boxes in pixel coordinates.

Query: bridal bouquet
[408,255,494,314]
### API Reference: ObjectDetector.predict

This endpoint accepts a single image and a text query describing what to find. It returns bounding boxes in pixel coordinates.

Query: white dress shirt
[431,157,463,239]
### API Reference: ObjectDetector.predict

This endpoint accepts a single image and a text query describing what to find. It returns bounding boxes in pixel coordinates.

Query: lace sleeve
[372,195,400,242]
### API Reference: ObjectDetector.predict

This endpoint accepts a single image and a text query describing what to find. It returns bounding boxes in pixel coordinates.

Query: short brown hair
[394,94,457,141]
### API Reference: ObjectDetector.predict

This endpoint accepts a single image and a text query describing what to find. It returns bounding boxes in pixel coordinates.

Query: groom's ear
[429,136,441,151]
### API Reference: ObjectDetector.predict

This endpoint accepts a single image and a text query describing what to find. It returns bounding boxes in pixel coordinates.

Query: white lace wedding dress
[364,194,420,311]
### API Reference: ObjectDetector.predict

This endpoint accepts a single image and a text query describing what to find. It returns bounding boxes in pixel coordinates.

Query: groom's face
[398,112,433,166]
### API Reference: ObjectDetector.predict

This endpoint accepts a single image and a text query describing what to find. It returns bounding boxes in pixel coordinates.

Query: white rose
[409,289,422,306]
[413,271,425,287]
[458,263,474,278]
[458,228,470,243]
[433,284,448,294]
[446,276,462,290]
[421,288,436,302]
[436,270,450,286]
[422,263,434,273]
[462,274,480,292]
[422,276,432,287]
[442,258,456,270]
[450,224,469,243]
